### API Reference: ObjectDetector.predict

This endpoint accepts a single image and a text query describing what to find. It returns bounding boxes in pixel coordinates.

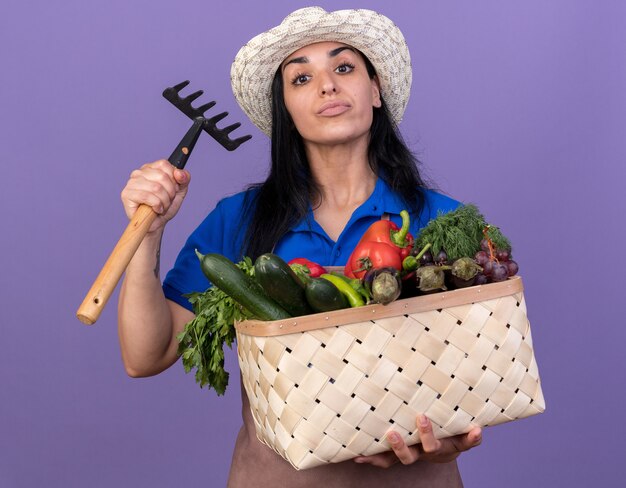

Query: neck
[305,137,377,210]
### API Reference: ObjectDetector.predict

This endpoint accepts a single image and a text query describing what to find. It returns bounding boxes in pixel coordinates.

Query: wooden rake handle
[76,117,206,325]
[76,204,158,325]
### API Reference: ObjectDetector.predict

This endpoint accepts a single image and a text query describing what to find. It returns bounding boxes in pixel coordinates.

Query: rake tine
[172,80,190,92]
[195,101,217,115]
[162,86,187,108]
[221,122,242,134]
[184,90,204,103]
[205,111,229,125]
[227,134,253,151]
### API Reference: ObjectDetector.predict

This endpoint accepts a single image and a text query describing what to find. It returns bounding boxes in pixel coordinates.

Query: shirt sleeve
[162,195,248,312]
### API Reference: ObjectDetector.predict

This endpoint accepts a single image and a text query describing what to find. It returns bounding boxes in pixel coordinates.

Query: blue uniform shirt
[163,178,460,311]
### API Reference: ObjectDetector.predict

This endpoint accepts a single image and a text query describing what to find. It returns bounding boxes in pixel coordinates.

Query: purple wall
[2,0,625,486]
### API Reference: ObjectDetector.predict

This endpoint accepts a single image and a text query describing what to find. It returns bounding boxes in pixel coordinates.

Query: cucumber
[254,253,312,317]
[305,278,350,313]
[195,251,291,321]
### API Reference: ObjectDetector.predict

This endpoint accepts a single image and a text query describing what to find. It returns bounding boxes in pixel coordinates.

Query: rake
[77,81,251,325]
[163,80,252,151]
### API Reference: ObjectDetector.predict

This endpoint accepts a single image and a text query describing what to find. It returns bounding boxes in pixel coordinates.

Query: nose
[319,73,337,96]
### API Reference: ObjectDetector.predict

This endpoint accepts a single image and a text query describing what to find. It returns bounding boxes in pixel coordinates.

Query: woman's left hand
[353,415,482,468]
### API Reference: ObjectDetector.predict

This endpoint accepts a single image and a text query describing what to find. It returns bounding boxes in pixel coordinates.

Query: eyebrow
[282,46,356,71]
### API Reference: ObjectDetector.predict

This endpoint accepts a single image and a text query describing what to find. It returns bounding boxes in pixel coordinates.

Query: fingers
[451,427,482,452]
[386,431,419,465]
[354,431,419,467]
[352,418,483,469]
[173,168,191,187]
[417,415,483,463]
[135,160,179,202]
[417,414,442,453]
[121,160,186,217]
[353,451,398,468]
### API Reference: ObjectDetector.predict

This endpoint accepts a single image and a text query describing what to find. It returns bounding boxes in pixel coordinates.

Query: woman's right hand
[120,159,191,234]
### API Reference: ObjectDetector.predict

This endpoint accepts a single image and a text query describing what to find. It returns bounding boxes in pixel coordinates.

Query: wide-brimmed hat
[231,7,412,136]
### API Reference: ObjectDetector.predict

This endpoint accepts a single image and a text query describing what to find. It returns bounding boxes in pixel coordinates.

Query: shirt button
[335,246,342,257]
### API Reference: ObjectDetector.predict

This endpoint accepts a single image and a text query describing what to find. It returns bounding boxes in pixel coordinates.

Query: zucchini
[254,253,312,317]
[195,251,290,321]
[305,278,349,313]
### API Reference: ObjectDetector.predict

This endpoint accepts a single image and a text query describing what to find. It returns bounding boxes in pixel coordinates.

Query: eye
[291,73,311,85]
[336,62,355,74]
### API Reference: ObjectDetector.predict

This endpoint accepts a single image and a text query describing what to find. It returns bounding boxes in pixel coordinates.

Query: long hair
[241,54,428,261]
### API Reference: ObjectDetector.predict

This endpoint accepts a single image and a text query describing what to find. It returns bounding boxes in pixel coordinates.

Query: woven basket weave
[235,276,545,470]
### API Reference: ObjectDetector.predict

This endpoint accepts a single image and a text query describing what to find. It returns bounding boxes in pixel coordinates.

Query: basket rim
[235,276,524,337]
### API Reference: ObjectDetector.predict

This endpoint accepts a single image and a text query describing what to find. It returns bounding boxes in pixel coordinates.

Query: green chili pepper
[320,274,366,308]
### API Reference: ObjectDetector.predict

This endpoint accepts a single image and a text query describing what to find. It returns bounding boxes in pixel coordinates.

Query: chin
[303,123,371,146]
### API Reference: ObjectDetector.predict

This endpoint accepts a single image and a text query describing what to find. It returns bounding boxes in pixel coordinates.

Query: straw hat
[231,7,412,136]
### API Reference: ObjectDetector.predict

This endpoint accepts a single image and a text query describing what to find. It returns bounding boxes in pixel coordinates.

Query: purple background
[2,0,625,486]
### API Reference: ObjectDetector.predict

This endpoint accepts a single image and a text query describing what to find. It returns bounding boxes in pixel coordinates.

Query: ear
[371,76,382,108]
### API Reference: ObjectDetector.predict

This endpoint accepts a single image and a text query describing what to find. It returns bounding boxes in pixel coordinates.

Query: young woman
[118,7,482,487]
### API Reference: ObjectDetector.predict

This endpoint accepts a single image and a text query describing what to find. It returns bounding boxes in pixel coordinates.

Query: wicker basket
[235,276,545,470]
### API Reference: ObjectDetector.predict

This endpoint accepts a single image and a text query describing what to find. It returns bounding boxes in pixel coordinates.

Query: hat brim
[231,7,412,136]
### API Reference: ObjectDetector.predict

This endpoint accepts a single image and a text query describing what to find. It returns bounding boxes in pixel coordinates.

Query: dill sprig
[415,204,511,261]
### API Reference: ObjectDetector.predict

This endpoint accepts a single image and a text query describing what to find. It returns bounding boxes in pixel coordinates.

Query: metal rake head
[163,80,252,151]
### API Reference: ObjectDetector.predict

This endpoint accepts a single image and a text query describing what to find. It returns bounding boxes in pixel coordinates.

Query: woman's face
[280,41,381,146]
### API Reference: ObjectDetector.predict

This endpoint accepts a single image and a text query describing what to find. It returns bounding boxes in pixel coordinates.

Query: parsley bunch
[176,257,255,395]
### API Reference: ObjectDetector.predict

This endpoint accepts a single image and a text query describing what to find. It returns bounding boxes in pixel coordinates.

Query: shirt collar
[290,177,407,234]
[373,177,408,216]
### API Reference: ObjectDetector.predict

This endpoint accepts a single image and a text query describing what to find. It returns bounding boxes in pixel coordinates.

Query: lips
[317,100,351,116]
